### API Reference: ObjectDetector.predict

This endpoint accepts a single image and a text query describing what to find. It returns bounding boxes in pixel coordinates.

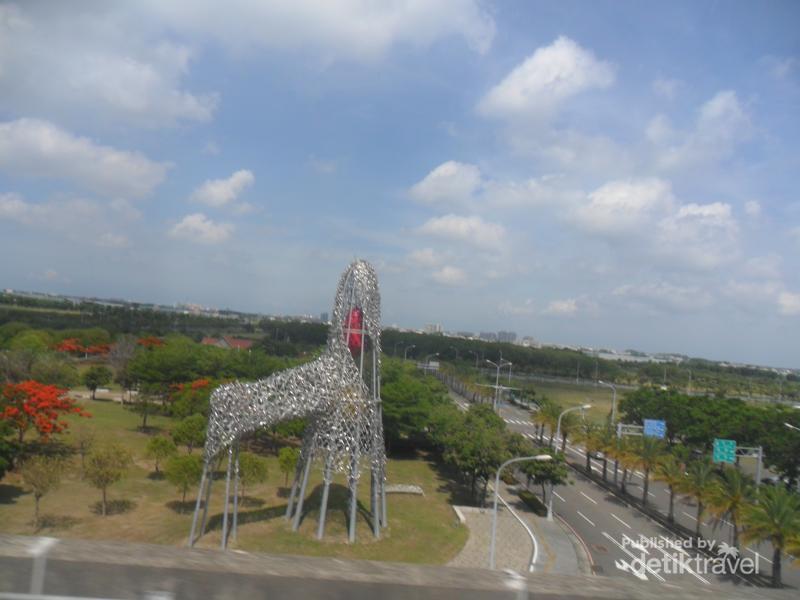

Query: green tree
[146,436,177,474]
[677,458,717,539]
[654,454,685,524]
[278,446,300,486]
[706,465,755,550]
[82,365,113,400]
[20,455,62,530]
[73,424,95,479]
[628,436,665,507]
[238,452,269,501]
[741,484,800,588]
[520,451,569,504]
[30,353,80,388]
[85,443,132,516]
[172,414,207,454]
[164,454,203,504]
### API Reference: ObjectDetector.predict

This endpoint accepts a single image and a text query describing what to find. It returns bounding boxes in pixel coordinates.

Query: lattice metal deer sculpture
[188,260,386,548]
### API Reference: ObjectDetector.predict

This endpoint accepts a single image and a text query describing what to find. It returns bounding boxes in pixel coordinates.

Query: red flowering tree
[85,344,111,356]
[169,378,213,419]
[137,336,164,349]
[54,338,85,355]
[1,381,90,442]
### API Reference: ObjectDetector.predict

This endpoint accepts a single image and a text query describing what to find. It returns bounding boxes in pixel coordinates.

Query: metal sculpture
[188,260,386,548]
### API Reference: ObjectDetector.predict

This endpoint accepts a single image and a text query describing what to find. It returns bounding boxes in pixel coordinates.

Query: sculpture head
[329,259,381,361]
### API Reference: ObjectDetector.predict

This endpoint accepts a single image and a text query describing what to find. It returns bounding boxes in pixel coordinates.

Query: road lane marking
[579,491,597,505]
[602,532,665,582]
[611,513,631,529]
[648,492,655,497]
[577,511,595,527]
[682,511,697,521]
[747,548,772,564]
[653,536,710,584]
[553,490,565,502]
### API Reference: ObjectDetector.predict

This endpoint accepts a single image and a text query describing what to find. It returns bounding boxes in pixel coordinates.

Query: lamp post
[449,346,460,361]
[598,380,617,424]
[547,405,591,521]
[489,454,552,570]
[393,342,402,357]
[486,358,511,410]
[403,344,416,360]
[467,350,479,368]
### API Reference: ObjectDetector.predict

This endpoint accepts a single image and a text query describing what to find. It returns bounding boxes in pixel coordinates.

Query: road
[450,390,799,591]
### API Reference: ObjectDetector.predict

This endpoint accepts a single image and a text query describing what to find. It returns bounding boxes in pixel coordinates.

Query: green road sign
[713,438,736,464]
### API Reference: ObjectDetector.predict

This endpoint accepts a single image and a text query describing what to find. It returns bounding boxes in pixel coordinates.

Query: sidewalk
[448,478,592,576]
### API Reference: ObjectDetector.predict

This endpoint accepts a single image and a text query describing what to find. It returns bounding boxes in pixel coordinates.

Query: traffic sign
[713,438,736,464]
[643,419,666,439]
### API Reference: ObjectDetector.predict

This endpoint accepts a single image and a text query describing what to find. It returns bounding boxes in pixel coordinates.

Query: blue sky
[0,1,798,366]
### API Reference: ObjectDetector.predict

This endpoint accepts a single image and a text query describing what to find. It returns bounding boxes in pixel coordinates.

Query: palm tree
[629,436,665,507]
[575,422,600,473]
[741,484,800,588]
[706,465,755,550]
[558,411,580,454]
[654,454,685,524]
[532,397,557,444]
[677,458,717,540]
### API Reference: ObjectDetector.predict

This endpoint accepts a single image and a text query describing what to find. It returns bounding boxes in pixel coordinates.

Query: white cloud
[190,169,254,207]
[572,178,675,236]
[169,213,233,244]
[778,291,800,316]
[655,202,739,269]
[97,232,129,248]
[418,214,505,249]
[543,298,579,316]
[653,91,752,170]
[742,255,781,280]
[431,265,466,286]
[498,298,536,316]
[0,192,30,221]
[478,36,614,122]
[0,4,217,127]
[410,161,481,206]
[614,282,714,313]
[408,248,442,267]
[0,119,167,198]
[652,78,681,100]
[744,200,761,217]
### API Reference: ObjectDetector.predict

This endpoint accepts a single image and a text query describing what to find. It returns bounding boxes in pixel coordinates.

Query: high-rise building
[320,312,329,323]
[498,331,517,343]
[479,331,498,342]
[424,323,443,334]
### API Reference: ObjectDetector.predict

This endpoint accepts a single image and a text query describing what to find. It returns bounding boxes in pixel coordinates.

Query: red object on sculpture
[345,307,364,354]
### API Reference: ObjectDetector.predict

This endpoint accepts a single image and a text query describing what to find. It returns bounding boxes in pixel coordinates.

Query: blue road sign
[643,419,666,439]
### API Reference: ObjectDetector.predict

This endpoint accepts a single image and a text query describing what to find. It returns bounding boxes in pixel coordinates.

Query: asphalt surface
[487,397,800,591]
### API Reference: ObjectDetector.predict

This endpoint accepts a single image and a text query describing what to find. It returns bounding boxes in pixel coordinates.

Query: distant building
[520,336,537,347]
[201,336,254,351]
[456,331,474,339]
[424,323,443,334]
[479,331,498,342]
[498,331,517,343]
[320,312,329,323]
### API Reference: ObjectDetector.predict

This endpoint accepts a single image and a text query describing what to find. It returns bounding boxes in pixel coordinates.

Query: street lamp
[486,358,511,410]
[449,346,460,361]
[425,352,439,364]
[598,380,617,424]
[393,341,403,357]
[467,350,480,368]
[403,344,416,360]
[489,454,552,570]
[547,404,591,521]
[786,423,800,433]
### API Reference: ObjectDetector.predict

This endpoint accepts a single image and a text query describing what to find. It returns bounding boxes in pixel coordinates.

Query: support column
[285,457,304,521]
[198,459,215,542]
[316,459,332,540]
[292,451,313,532]
[221,446,233,549]
[188,461,209,547]
[348,457,359,543]
[232,444,240,543]
[371,468,380,539]
[380,476,387,528]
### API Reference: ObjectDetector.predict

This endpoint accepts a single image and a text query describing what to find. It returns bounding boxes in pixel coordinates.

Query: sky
[0,1,798,367]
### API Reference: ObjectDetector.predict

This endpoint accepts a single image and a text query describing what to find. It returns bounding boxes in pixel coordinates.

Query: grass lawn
[522,380,616,424]
[0,397,467,564]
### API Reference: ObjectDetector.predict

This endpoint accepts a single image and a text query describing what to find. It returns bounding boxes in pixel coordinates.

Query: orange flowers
[1,380,90,442]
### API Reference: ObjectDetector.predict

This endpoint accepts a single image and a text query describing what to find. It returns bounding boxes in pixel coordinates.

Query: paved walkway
[448,479,590,576]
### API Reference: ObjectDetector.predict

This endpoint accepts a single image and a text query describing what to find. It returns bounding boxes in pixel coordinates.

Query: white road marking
[611,513,632,529]
[602,532,665,582]
[747,548,772,564]
[577,511,595,527]
[682,511,697,522]
[647,492,655,497]
[579,491,597,505]
[553,490,565,502]
[653,536,710,584]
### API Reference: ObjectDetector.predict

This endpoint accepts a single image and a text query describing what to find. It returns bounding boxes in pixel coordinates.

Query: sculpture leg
[221,446,233,549]
[316,458,332,540]
[380,476,387,528]
[232,443,240,543]
[371,468,380,539]
[292,451,313,532]
[285,457,304,521]
[348,460,359,543]
[188,461,209,547]
[198,459,215,541]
